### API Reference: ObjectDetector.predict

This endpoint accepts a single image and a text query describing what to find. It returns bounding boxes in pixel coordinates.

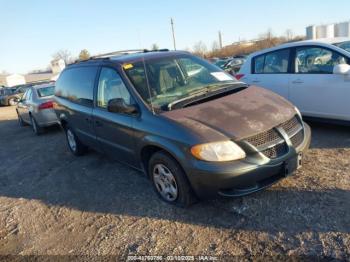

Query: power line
[171,18,177,50]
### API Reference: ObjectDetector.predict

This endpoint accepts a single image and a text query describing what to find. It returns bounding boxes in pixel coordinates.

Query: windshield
[123,54,237,109]
[334,41,350,53]
[37,85,55,97]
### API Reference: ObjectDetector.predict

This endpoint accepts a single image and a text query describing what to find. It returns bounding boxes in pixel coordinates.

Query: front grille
[261,143,288,159]
[243,115,304,159]
[290,129,304,148]
[279,116,302,136]
[245,129,282,149]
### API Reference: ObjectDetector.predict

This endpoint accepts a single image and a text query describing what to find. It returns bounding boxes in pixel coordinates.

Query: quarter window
[295,47,347,74]
[97,67,132,109]
[253,49,290,74]
[55,66,98,107]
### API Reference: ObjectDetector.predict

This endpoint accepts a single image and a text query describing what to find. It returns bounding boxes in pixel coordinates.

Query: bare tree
[52,49,74,64]
[192,41,207,57]
[79,49,91,61]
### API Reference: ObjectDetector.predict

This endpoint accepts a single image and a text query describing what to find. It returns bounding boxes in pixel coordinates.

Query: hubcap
[67,129,77,152]
[9,99,16,106]
[153,164,178,202]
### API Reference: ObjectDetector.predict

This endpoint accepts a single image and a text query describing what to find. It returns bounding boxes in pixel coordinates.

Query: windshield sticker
[123,63,134,70]
[211,72,234,81]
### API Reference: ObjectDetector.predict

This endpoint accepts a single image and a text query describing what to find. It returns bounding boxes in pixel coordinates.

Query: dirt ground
[0,106,349,260]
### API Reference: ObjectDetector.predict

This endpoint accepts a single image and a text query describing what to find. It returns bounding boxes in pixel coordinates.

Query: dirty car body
[54,50,311,205]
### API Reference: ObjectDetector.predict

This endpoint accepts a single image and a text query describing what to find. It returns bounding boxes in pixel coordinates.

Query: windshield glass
[124,54,237,109]
[334,41,350,53]
[37,86,55,97]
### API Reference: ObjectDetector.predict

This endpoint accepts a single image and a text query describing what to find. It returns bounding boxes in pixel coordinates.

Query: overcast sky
[1,0,349,73]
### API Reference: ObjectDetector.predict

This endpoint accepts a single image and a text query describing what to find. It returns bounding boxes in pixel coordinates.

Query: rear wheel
[65,125,87,156]
[8,98,17,106]
[17,111,27,127]
[30,115,43,135]
[149,151,197,207]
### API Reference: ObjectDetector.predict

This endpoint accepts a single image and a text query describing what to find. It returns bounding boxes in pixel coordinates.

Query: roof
[69,50,190,67]
[32,82,55,89]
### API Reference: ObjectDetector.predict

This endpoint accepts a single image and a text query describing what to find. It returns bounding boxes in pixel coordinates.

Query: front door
[93,67,137,166]
[289,46,350,121]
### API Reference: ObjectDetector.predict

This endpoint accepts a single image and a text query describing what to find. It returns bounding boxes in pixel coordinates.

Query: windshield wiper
[167,82,236,110]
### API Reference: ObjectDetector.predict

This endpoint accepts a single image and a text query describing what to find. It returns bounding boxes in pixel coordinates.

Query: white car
[238,38,350,122]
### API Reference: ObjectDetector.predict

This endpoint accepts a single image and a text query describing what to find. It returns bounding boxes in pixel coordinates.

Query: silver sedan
[16,83,59,135]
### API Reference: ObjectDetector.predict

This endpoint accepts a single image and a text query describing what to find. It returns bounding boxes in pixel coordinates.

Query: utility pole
[218,31,223,49]
[171,18,177,50]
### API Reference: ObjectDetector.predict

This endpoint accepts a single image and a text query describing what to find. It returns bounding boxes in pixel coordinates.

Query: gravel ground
[0,106,349,260]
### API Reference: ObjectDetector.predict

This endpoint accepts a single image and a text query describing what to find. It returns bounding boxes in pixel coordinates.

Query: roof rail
[90,49,148,59]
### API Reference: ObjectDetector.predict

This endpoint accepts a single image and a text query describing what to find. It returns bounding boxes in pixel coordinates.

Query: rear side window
[253,49,290,74]
[37,86,55,97]
[55,67,98,107]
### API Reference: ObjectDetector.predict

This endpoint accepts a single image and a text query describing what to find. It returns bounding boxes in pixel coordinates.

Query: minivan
[54,50,311,206]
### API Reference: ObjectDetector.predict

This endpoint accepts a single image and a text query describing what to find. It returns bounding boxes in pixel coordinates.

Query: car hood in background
[161,86,296,142]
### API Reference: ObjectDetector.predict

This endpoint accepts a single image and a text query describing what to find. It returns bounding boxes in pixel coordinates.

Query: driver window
[295,47,347,74]
[97,67,131,109]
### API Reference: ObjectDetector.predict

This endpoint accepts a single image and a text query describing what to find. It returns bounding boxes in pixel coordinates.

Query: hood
[161,86,296,142]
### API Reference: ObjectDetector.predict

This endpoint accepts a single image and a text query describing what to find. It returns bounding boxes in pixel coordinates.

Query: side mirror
[107,98,138,114]
[333,64,350,75]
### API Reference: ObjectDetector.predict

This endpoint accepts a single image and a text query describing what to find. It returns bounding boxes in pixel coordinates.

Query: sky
[1,0,349,74]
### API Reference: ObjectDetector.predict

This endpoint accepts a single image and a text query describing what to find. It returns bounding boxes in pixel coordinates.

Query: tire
[64,125,87,156]
[30,115,43,135]
[17,111,27,127]
[8,97,18,106]
[149,151,197,207]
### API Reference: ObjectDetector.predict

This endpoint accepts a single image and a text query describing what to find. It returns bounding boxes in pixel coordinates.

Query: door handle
[292,79,304,84]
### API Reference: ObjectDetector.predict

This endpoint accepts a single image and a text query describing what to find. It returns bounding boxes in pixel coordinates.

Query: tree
[192,41,207,57]
[151,43,159,50]
[79,49,91,60]
[52,49,74,64]
[285,29,294,41]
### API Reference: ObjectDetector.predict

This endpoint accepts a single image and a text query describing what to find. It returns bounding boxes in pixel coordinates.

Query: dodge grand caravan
[54,50,311,206]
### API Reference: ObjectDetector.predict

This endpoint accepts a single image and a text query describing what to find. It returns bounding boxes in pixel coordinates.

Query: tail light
[235,74,245,80]
[39,101,53,110]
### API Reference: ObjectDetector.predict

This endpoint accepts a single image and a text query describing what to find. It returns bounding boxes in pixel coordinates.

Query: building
[0,74,26,87]
[306,21,350,40]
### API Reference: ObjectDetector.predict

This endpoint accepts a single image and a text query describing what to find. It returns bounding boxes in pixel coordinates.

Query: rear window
[253,49,290,74]
[37,86,55,97]
[55,66,98,107]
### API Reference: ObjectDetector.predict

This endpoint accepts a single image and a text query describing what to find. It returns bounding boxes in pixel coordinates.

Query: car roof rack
[90,48,169,59]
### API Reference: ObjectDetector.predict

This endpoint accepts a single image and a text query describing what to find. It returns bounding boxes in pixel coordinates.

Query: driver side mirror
[107,98,138,115]
[333,64,350,75]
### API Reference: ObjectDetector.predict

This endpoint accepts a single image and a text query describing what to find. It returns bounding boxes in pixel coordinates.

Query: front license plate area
[284,154,302,177]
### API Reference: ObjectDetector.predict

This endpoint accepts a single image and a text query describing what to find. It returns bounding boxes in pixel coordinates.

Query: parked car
[223,58,246,75]
[0,84,29,106]
[16,82,59,135]
[54,50,311,206]
[238,38,350,123]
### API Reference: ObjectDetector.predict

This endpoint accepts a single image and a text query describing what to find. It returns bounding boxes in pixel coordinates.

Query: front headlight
[191,141,246,162]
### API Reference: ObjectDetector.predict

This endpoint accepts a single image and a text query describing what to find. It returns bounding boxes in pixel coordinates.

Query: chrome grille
[245,129,282,149]
[279,116,302,137]
[261,143,288,159]
[290,129,304,148]
[243,115,304,159]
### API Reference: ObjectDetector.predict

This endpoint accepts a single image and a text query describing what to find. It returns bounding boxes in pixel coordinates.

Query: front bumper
[186,123,311,199]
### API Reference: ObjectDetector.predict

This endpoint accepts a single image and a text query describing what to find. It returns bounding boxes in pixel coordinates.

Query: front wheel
[30,115,42,135]
[149,151,197,207]
[65,125,87,156]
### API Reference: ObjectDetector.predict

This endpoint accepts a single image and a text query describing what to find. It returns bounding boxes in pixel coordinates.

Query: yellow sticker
[123,63,133,70]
